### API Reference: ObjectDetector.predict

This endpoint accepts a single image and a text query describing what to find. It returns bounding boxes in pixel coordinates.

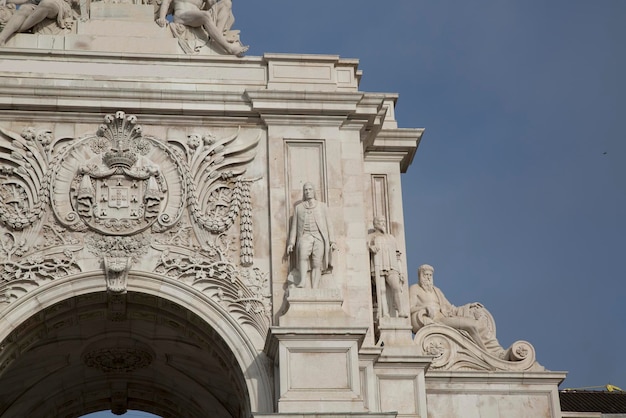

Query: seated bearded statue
[409,264,542,372]
[409,264,506,358]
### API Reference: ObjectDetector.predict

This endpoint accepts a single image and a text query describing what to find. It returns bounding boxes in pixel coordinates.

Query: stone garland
[239,179,254,266]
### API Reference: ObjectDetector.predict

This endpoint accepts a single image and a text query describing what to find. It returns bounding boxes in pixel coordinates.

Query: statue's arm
[367,233,377,253]
[287,207,298,252]
[438,289,459,316]
[323,204,335,248]
[409,285,433,331]
[156,0,172,26]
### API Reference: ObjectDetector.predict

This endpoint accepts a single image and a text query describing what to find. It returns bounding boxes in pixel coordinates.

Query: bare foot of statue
[225,43,248,57]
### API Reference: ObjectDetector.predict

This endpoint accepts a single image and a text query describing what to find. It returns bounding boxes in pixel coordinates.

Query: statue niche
[286,182,336,289]
[368,216,408,320]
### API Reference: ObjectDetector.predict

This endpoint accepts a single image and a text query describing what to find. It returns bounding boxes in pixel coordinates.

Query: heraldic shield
[52,111,182,236]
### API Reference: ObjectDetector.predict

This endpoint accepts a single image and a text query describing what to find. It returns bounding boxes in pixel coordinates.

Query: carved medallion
[82,338,154,373]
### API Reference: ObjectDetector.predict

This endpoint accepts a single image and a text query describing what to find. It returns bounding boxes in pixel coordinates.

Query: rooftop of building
[561,386,626,413]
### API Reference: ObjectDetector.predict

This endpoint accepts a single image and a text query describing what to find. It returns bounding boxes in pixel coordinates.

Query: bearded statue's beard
[420,282,434,292]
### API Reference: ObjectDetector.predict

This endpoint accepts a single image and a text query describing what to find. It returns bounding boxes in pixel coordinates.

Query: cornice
[364,127,425,173]
[245,90,364,115]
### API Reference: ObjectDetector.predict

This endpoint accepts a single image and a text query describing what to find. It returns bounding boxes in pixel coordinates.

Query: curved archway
[82,412,161,418]
[0,272,274,417]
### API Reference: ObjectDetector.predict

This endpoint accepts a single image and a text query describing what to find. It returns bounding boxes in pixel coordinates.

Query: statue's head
[302,182,316,201]
[418,264,434,289]
[373,216,387,232]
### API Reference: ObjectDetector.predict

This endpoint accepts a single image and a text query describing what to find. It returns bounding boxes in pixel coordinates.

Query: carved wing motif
[0,127,57,230]
[170,128,261,234]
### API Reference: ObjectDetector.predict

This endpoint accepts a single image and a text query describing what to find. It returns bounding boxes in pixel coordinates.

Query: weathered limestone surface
[0,5,565,417]
[425,372,566,418]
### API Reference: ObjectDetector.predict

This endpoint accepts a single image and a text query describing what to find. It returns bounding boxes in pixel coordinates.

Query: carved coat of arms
[71,114,168,235]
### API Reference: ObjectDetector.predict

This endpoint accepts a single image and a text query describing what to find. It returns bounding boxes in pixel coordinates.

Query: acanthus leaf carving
[0,230,82,304]
[153,244,270,339]
[85,232,150,294]
[103,256,133,294]
[0,248,80,283]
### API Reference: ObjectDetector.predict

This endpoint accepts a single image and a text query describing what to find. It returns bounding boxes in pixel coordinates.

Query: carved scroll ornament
[413,324,542,372]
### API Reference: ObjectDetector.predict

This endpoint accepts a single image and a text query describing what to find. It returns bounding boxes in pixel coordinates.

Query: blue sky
[86,1,625,416]
[235,0,624,391]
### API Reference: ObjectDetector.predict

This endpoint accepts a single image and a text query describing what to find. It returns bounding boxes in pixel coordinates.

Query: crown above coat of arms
[96,111,147,169]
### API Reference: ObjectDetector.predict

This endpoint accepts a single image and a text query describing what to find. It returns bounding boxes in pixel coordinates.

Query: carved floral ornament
[0,111,271,337]
[82,338,155,374]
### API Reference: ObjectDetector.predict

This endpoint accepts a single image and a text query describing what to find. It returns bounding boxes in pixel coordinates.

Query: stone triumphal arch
[0,2,566,417]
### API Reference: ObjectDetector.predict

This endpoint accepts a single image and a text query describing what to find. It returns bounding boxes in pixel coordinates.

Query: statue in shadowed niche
[287,182,336,289]
[368,216,408,319]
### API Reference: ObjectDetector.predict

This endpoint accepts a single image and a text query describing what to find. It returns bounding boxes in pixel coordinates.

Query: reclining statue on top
[156,0,248,56]
[409,264,542,371]
[0,0,82,45]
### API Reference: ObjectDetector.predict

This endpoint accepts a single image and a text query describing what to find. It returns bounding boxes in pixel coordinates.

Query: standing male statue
[287,182,336,288]
[368,216,408,318]
[409,264,505,356]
